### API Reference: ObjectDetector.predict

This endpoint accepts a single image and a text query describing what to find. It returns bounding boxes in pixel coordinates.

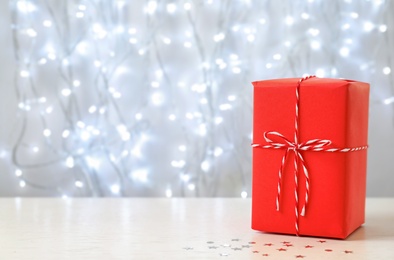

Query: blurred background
[0,0,393,197]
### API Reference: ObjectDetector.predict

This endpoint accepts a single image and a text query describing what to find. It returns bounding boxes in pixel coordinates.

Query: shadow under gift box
[251,78,369,239]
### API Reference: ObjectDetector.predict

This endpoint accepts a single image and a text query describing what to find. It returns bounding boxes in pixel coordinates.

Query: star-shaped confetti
[277,248,287,251]
[305,245,313,248]
[183,247,193,250]
[325,249,332,252]
[285,243,294,247]
[282,241,291,244]
[208,246,218,249]
[242,245,251,248]
[344,250,353,254]
[232,247,242,251]
[317,240,326,243]
[296,255,305,258]
[264,243,273,246]
[231,238,240,241]
[207,241,214,244]
[262,253,269,256]
[219,253,229,256]
[252,251,259,253]
[248,241,256,244]
[221,244,231,247]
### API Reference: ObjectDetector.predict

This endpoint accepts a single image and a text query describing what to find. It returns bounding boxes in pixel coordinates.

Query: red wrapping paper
[251,77,369,239]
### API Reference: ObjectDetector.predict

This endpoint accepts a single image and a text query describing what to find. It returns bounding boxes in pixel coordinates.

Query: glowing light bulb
[76,12,84,18]
[273,54,281,60]
[301,12,310,19]
[184,2,191,10]
[316,69,325,78]
[201,160,210,172]
[129,38,137,44]
[16,1,36,13]
[62,129,70,138]
[163,37,171,44]
[363,21,374,32]
[247,34,255,42]
[383,67,391,75]
[350,12,359,19]
[75,181,84,188]
[94,60,102,67]
[86,156,100,169]
[38,58,47,65]
[310,40,321,50]
[15,169,22,177]
[43,20,52,27]
[214,147,223,157]
[146,1,157,14]
[43,129,51,137]
[266,63,272,69]
[132,169,148,182]
[32,146,39,152]
[219,104,232,111]
[308,28,320,36]
[184,41,192,48]
[165,188,172,197]
[66,157,74,168]
[166,3,177,13]
[19,180,26,188]
[213,33,225,42]
[26,28,37,37]
[88,106,97,113]
[178,145,186,151]
[135,113,142,120]
[187,184,195,191]
[342,23,350,30]
[285,16,294,26]
[169,114,176,121]
[241,191,247,198]
[110,184,120,194]
[227,95,236,101]
[232,67,241,74]
[47,52,56,60]
[151,92,164,105]
[45,106,53,114]
[379,24,387,32]
[339,47,349,57]
[78,4,86,10]
[383,97,394,105]
[215,117,223,125]
[61,88,71,97]
[20,70,29,78]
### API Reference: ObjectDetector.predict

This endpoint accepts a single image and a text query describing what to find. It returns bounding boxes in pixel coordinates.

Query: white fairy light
[165,188,172,198]
[26,28,37,37]
[146,1,157,15]
[78,4,87,11]
[308,28,320,36]
[45,106,53,114]
[310,40,321,50]
[43,129,51,137]
[20,70,29,78]
[66,156,74,168]
[168,114,176,121]
[342,23,350,30]
[339,47,349,57]
[363,21,374,32]
[38,58,47,65]
[178,145,186,152]
[15,169,22,177]
[43,20,52,27]
[151,92,164,105]
[214,147,223,157]
[379,24,387,32]
[61,88,71,97]
[273,54,281,60]
[383,97,394,105]
[62,129,70,138]
[285,16,294,26]
[163,37,171,44]
[16,1,36,13]
[129,38,137,44]
[350,12,359,19]
[132,169,148,182]
[201,160,210,172]
[214,117,223,125]
[266,63,272,69]
[166,3,177,13]
[183,2,192,10]
[241,191,247,198]
[32,146,39,152]
[187,184,195,191]
[19,180,26,188]
[232,67,241,74]
[88,106,97,113]
[75,181,84,188]
[213,33,225,42]
[184,41,192,48]
[135,113,142,120]
[316,69,325,78]
[110,184,120,194]
[383,67,391,75]
[86,156,100,169]
[219,104,232,111]
[247,34,255,42]
[301,12,310,19]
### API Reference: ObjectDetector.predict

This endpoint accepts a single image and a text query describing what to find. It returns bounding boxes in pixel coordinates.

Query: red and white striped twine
[252,75,368,236]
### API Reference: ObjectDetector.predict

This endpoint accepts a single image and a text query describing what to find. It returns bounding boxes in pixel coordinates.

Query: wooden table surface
[0,198,393,259]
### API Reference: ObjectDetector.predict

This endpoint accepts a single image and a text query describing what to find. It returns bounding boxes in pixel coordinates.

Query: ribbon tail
[276,149,289,211]
[298,152,309,217]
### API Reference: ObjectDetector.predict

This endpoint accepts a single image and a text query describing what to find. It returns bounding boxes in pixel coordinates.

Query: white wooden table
[0,198,393,259]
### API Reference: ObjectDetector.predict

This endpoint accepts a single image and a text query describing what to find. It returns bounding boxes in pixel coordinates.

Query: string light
[8,0,393,198]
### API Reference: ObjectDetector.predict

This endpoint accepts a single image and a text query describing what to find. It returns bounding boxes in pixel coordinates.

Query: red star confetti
[325,249,333,252]
[305,245,313,248]
[285,243,294,247]
[262,253,269,256]
[277,248,287,251]
[344,250,353,254]
[317,240,326,243]
[296,255,305,258]
[248,241,256,244]
[264,243,273,246]
[252,251,259,253]
[282,241,291,244]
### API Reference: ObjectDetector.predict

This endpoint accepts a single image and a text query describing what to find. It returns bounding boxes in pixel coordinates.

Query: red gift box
[251,77,369,239]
